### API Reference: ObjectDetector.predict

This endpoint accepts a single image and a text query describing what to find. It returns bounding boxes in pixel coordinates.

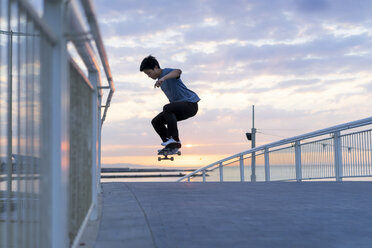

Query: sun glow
[101,154,231,168]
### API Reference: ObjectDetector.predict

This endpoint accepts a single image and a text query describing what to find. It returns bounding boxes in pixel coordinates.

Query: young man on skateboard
[140,55,200,151]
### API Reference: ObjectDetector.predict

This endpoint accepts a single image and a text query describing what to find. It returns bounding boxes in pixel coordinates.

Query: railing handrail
[177,116,372,182]
[80,0,114,91]
[69,1,101,80]
[80,0,115,125]
[59,0,116,125]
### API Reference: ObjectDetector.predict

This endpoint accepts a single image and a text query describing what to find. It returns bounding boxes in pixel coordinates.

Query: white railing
[177,117,372,182]
[0,0,114,248]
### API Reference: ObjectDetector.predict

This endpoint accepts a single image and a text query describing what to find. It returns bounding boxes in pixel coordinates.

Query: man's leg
[151,113,168,142]
[162,101,198,142]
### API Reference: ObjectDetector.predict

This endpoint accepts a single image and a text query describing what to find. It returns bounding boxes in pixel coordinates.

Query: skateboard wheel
[171,157,174,161]
[158,157,161,161]
[177,151,181,156]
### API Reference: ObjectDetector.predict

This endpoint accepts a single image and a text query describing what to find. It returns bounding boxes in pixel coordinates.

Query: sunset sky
[92,0,372,168]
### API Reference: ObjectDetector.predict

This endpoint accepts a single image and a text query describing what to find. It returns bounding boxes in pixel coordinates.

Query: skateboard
[157,143,182,161]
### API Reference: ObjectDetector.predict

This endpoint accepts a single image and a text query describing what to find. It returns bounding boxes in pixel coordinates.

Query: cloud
[361,83,372,92]
[296,0,329,13]
[93,0,372,166]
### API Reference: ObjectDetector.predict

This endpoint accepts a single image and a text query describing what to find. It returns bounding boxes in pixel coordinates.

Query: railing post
[239,155,245,182]
[98,94,102,192]
[264,148,270,181]
[187,177,190,182]
[89,72,99,220]
[333,131,343,181]
[5,26,14,248]
[295,141,302,182]
[42,1,69,247]
[219,162,224,182]
[202,170,206,182]
[7,30,13,193]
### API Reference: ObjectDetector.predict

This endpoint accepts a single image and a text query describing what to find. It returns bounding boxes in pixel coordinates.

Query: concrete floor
[92,182,372,248]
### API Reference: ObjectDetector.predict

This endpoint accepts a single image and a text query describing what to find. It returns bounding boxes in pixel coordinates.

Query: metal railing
[79,0,115,125]
[177,117,372,182]
[0,0,115,247]
[1,1,48,247]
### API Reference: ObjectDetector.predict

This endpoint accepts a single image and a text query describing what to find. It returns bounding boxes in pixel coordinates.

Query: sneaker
[161,137,178,147]
[165,141,182,149]
[161,139,168,146]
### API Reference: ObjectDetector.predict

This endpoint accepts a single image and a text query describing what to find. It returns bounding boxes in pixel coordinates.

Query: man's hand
[154,69,181,88]
[154,78,165,88]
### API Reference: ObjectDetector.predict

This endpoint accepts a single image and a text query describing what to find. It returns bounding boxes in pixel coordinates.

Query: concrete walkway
[94,182,372,248]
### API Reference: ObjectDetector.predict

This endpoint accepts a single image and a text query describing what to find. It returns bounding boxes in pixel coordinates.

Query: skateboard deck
[157,145,181,161]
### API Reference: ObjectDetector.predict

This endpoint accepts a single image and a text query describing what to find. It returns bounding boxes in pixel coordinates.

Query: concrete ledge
[74,192,103,248]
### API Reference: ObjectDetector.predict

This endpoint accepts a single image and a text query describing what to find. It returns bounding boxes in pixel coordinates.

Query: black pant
[151,101,198,142]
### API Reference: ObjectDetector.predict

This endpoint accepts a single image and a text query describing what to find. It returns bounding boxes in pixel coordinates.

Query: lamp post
[245,105,256,182]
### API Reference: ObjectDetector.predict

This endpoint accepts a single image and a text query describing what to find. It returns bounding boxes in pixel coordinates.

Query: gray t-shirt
[159,68,200,103]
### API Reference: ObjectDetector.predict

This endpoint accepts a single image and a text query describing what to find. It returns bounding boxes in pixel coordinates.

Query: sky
[90,0,372,168]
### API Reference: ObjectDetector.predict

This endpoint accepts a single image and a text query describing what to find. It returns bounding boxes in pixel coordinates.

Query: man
[140,55,200,149]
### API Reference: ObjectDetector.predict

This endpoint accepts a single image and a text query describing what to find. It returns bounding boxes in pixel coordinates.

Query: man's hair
[140,55,160,71]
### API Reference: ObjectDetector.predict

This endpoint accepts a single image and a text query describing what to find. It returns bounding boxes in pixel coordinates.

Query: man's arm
[154,69,182,88]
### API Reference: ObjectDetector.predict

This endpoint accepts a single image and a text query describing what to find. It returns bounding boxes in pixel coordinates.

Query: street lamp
[246,105,256,182]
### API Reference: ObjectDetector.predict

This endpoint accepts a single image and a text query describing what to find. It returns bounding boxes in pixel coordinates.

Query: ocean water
[101,164,372,183]
[102,176,181,183]
[101,171,187,182]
